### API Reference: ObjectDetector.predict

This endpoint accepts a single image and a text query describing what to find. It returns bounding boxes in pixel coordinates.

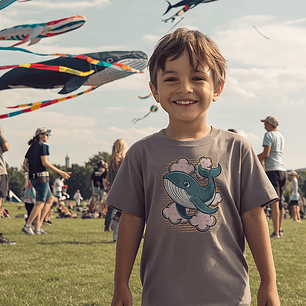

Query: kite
[138,93,152,99]
[132,105,158,124]
[162,0,218,23]
[0,50,147,94]
[0,0,29,11]
[0,50,147,119]
[253,25,271,40]
[0,16,87,47]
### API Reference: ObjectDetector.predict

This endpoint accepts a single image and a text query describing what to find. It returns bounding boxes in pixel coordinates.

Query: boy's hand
[111,286,132,306]
[257,282,280,306]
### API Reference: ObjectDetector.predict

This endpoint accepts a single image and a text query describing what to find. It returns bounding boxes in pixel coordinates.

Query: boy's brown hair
[148,28,227,91]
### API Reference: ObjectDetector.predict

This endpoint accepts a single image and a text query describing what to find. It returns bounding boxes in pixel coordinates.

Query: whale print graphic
[162,157,223,232]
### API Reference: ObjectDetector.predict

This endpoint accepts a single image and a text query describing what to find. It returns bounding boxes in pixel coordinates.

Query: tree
[85,151,110,167]
[7,166,25,199]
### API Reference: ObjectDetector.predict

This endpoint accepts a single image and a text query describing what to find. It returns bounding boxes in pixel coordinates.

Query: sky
[0,0,305,170]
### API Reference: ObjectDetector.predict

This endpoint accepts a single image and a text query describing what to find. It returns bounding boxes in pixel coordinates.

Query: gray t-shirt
[107,128,278,306]
[0,125,8,175]
[262,131,286,171]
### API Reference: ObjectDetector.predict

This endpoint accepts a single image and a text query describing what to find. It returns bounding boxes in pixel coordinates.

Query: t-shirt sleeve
[106,153,145,219]
[0,126,7,145]
[262,132,272,147]
[240,142,278,215]
[41,143,49,156]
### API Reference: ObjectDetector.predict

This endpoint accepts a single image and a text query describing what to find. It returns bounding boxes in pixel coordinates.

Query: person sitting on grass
[107,28,280,306]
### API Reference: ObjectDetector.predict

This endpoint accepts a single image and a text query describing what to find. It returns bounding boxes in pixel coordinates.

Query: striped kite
[0,16,86,47]
[0,47,147,119]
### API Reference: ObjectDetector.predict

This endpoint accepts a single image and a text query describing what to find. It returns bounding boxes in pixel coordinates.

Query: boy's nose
[177,80,193,94]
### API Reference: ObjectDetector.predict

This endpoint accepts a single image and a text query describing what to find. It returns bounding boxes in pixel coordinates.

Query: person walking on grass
[22,127,70,235]
[258,116,286,238]
[107,28,280,306]
[288,170,301,223]
[0,125,15,245]
[106,139,128,240]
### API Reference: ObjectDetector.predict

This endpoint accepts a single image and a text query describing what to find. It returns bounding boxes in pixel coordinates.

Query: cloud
[237,130,261,142]
[189,211,217,232]
[195,157,212,180]
[162,202,189,225]
[211,192,223,207]
[169,158,195,174]
[25,0,110,10]
[142,34,160,44]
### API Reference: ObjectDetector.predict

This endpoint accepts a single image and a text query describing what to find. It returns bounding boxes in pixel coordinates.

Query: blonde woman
[105,139,128,239]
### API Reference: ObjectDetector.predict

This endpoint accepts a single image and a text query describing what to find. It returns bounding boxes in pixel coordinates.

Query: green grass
[1,203,305,305]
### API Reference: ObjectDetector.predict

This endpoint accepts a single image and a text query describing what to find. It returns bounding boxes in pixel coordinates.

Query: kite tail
[132,112,151,124]
[0,86,99,120]
[163,0,173,16]
[138,93,152,99]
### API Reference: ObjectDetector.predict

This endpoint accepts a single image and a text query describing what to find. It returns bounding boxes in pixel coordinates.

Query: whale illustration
[0,50,147,94]
[163,164,221,219]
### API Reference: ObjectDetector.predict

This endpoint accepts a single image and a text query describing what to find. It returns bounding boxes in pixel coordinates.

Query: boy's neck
[164,120,212,141]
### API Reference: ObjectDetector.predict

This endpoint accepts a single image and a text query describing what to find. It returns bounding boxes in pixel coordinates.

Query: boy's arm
[112,211,145,306]
[242,206,280,306]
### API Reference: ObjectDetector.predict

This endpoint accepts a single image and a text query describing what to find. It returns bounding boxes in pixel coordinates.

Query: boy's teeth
[176,101,195,105]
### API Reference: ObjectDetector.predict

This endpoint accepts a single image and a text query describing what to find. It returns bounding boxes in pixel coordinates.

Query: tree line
[7,152,110,201]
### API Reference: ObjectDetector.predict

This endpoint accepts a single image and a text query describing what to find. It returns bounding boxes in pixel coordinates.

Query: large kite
[0,0,29,11]
[0,48,147,119]
[162,0,218,23]
[0,16,87,47]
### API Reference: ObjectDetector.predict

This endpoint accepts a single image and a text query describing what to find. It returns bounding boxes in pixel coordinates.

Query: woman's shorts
[30,179,53,203]
[289,200,299,206]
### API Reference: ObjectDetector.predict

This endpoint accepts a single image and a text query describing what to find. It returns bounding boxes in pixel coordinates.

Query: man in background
[0,125,16,245]
[258,116,286,238]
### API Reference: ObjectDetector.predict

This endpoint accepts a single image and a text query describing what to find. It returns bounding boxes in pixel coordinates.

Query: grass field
[1,203,305,306]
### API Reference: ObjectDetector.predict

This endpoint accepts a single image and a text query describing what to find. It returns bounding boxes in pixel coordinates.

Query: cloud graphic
[195,157,212,179]
[169,158,195,175]
[210,192,223,208]
[189,211,217,232]
[162,202,189,225]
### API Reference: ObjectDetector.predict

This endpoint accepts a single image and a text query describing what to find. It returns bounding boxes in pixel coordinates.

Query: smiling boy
[107,28,280,306]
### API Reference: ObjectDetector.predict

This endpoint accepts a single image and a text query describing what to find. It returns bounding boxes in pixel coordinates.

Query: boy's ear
[212,83,224,102]
[149,81,159,103]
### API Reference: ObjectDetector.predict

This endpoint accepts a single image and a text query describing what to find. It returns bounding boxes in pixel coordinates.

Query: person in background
[258,116,286,238]
[0,125,15,245]
[288,170,301,223]
[22,127,70,235]
[106,139,128,240]
[73,190,83,207]
[91,160,107,204]
[23,172,36,226]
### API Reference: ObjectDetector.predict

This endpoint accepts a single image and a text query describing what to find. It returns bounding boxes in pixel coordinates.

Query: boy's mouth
[173,100,197,105]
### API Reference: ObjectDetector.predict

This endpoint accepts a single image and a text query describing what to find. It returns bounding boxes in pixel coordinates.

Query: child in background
[107,28,280,306]
[23,172,36,226]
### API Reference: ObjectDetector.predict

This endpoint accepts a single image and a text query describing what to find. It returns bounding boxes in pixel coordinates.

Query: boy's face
[150,49,223,125]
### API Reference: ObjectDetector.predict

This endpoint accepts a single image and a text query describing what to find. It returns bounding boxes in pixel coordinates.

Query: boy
[107,28,280,306]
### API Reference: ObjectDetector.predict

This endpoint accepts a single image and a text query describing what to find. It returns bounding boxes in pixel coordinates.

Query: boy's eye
[164,77,177,82]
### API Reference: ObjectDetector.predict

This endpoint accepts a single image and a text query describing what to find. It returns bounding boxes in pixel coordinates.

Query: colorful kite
[162,0,218,23]
[132,105,158,124]
[0,0,29,11]
[0,49,147,94]
[0,16,86,47]
[0,49,147,119]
